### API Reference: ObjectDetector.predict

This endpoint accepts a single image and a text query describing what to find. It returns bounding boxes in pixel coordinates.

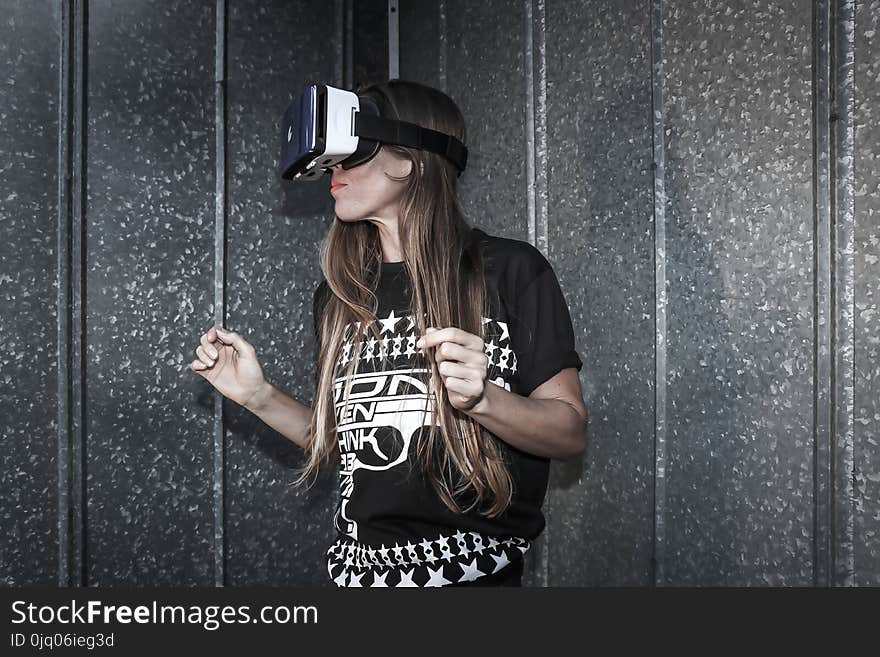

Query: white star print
[452,529,469,556]
[497,320,509,342]
[327,532,531,587]
[396,569,419,587]
[379,309,403,335]
[456,558,486,583]
[404,541,423,565]
[364,337,377,361]
[420,538,438,562]
[424,565,453,587]
[436,534,454,560]
[489,551,511,574]
[370,570,389,587]
[499,346,511,371]
[485,340,498,363]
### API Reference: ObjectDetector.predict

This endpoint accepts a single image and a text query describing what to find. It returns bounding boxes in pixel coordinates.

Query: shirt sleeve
[508,258,583,398]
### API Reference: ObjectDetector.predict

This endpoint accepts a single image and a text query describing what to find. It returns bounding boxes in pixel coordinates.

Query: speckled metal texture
[661,0,818,586]
[544,0,657,586]
[83,0,219,585]
[854,0,880,586]
[0,0,62,586]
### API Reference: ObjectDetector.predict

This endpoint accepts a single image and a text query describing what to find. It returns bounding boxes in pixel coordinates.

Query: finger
[438,360,480,382]
[431,341,485,367]
[195,345,215,367]
[191,359,208,372]
[200,331,219,359]
[214,327,255,356]
[441,376,473,396]
[418,326,482,351]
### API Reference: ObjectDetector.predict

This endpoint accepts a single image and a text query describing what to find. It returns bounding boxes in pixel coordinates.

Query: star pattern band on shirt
[326,530,531,587]
[336,310,517,377]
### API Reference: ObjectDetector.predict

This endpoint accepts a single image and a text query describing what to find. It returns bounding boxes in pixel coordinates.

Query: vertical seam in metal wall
[72,0,87,587]
[438,0,447,93]
[345,0,354,90]
[335,0,344,88]
[74,0,89,589]
[71,0,88,588]
[813,0,832,588]
[534,0,548,258]
[650,0,668,587]
[523,0,551,587]
[524,0,538,251]
[388,1,399,80]
[213,0,228,587]
[832,0,855,587]
[74,0,89,588]
[56,0,74,587]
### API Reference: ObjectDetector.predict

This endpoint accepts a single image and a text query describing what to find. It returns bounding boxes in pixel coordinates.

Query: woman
[190,79,588,587]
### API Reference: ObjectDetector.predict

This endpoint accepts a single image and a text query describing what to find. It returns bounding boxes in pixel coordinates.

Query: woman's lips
[330,183,347,193]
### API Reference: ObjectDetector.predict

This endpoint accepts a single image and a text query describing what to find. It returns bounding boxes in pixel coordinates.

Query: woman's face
[328,146,413,226]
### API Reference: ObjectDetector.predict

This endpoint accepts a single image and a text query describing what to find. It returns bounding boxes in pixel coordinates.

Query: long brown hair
[292,79,513,518]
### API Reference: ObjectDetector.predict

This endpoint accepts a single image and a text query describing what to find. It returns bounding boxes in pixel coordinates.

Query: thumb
[425,326,436,333]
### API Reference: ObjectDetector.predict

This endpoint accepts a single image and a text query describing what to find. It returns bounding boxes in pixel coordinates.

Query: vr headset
[277,83,468,181]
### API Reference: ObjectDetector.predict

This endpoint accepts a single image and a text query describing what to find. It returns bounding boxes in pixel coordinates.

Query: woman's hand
[189,325,271,412]
[416,326,489,412]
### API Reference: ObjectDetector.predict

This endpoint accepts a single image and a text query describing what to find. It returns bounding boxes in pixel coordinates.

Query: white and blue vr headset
[278,83,468,181]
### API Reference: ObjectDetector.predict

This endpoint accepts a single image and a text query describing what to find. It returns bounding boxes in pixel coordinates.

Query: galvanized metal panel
[444,0,528,242]
[854,0,880,586]
[0,0,62,587]
[84,0,217,585]
[544,0,656,586]
[662,0,815,585]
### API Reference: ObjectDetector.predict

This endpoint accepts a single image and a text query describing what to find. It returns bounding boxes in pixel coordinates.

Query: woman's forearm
[463,382,587,460]
[244,383,313,450]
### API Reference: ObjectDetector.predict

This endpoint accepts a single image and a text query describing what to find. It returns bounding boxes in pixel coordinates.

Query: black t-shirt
[312,226,582,587]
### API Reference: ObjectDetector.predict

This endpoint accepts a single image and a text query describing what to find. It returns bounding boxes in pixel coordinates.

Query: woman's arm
[463,369,588,460]
[245,383,313,450]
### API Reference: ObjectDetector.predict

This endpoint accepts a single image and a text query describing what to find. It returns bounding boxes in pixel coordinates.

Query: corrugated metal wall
[0,0,877,587]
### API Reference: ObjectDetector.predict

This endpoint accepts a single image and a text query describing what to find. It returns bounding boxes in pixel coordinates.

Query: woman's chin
[334,211,365,223]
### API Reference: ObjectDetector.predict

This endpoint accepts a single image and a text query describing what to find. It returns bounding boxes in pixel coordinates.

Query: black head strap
[354,111,468,175]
